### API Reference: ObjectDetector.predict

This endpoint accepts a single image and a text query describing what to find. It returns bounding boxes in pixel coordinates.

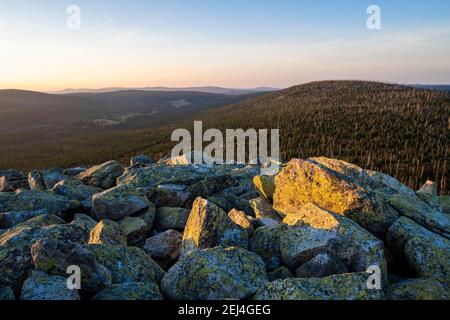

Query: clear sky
[1,0,449,91]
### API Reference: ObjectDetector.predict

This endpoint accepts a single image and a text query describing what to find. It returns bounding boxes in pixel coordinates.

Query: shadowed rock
[63,167,86,176]
[130,155,154,167]
[28,169,66,191]
[144,229,182,269]
[89,219,127,246]
[0,170,26,182]
[249,225,287,270]
[0,209,48,229]
[31,238,112,292]
[295,253,349,278]
[440,196,450,214]
[88,244,165,285]
[92,185,150,221]
[92,282,162,300]
[0,286,15,300]
[386,216,450,280]
[117,165,207,189]
[20,271,80,300]
[283,203,387,282]
[155,207,189,230]
[15,214,65,228]
[150,184,189,208]
[77,161,124,189]
[386,278,449,300]
[280,225,353,270]
[267,267,294,281]
[254,273,384,300]
[119,216,150,247]
[0,223,86,292]
[71,214,98,236]
[0,189,79,217]
[53,178,102,202]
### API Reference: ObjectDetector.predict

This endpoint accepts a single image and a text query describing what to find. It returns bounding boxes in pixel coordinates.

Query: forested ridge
[1,81,448,193]
[176,81,450,193]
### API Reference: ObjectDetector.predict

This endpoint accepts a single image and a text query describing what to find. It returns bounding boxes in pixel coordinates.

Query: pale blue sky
[1,0,449,90]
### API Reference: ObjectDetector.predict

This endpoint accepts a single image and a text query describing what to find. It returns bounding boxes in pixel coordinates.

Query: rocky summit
[0,156,448,300]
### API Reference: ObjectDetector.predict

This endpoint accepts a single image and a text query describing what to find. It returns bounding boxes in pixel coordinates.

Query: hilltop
[0,156,449,300]
[185,81,450,193]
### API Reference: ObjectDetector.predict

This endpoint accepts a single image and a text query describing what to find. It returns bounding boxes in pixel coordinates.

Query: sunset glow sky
[1,0,450,91]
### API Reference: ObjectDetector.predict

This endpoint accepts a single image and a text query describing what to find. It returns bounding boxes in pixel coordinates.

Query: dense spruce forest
[0,81,448,194]
[192,81,449,194]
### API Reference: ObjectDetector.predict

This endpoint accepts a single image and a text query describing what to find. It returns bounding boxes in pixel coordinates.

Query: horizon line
[2,80,450,94]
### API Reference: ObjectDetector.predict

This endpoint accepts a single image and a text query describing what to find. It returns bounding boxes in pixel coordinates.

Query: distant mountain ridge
[0,88,264,132]
[408,84,450,92]
[47,84,450,95]
[48,86,278,95]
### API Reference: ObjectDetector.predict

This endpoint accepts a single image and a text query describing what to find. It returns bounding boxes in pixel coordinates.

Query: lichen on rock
[253,273,384,300]
[161,246,268,300]
[181,197,248,256]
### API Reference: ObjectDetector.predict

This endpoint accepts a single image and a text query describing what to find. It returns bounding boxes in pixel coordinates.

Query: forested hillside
[191,81,449,193]
[1,81,448,193]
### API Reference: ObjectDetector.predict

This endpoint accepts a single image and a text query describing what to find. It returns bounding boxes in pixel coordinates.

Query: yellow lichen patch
[273,159,362,217]
[182,198,210,249]
[253,175,276,200]
[181,197,248,256]
[310,157,367,182]
[283,203,340,230]
[273,159,397,239]
[228,209,254,237]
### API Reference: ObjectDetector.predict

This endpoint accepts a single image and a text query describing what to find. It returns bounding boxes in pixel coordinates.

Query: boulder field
[0,156,448,300]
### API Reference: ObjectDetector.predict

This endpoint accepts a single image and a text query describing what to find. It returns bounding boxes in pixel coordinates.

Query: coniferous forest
[1,81,448,194]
